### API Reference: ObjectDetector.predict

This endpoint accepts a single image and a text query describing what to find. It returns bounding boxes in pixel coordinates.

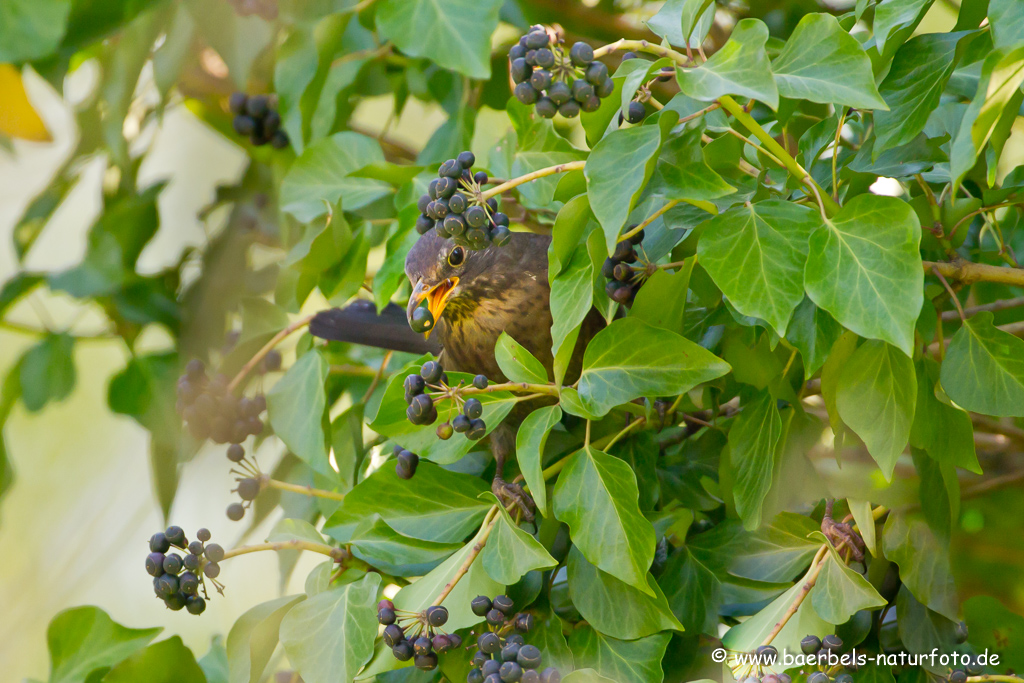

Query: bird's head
[405,231,491,336]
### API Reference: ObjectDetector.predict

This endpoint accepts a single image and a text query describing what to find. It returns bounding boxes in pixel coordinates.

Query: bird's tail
[309,301,441,355]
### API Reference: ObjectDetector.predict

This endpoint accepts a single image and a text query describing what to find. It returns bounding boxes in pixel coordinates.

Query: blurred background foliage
[2,0,1024,681]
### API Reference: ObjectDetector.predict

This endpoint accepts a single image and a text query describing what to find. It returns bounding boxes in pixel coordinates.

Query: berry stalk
[621,200,681,242]
[480,161,587,201]
[228,314,315,393]
[222,539,350,562]
[263,475,346,502]
[591,38,692,66]
[433,505,500,606]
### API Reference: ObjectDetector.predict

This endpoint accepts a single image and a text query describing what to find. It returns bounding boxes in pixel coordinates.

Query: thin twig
[228,315,315,393]
[434,506,499,605]
[932,266,966,322]
[941,295,1024,320]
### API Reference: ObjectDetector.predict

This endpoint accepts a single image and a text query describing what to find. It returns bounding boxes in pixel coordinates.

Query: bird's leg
[490,424,535,522]
[821,498,865,562]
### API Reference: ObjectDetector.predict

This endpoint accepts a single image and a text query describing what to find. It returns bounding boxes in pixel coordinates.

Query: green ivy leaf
[102,637,206,683]
[549,242,594,386]
[873,0,933,55]
[910,358,981,473]
[698,200,820,336]
[645,0,715,49]
[280,132,390,222]
[280,573,381,683]
[562,671,618,683]
[882,512,957,620]
[553,446,657,594]
[0,0,70,63]
[772,13,887,109]
[940,311,1024,417]
[481,505,557,585]
[374,0,502,79]
[896,584,960,654]
[950,46,1024,191]
[393,527,503,632]
[323,462,491,544]
[810,552,886,624]
[836,341,917,481]
[804,194,923,356]
[577,318,731,416]
[648,127,736,202]
[729,391,783,530]
[46,607,160,683]
[226,595,306,683]
[268,349,331,477]
[658,547,721,634]
[586,124,665,253]
[567,626,671,683]
[508,100,588,207]
[687,514,821,582]
[349,516,461,577]
[989,0,1024,50]
[873,32,966,155]
[20,333,75,412]
[515,405,562,517]
[567,547,683,639]
[677,18,779,110]
[495,332,549,384]
[629,264,693,334]
[786,298,842,380]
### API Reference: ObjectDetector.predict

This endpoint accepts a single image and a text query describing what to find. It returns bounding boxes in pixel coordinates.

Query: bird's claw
[822,499,865,562]
[492,477,535,522]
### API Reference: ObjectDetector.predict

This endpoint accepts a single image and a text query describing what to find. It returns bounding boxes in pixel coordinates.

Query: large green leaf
[19,333,76,412]
[375,0,502,79]
[989,0,1024,50]
[810,551,886,624]
[577,318,730,416]
[950,46,1024,191]
[697,200,820,336]
[280,132,390,222]
[509,101,588,207]
[873,0,933,55]
[46,607,160,683]
[0,0,70,62]
[515,405,562,518]
[101,637,205,683]
[772,13,886,109]
[567,547,683,639]
[629,264,693,334]
[910,358,981,473]
[686,514,821,583]
[568,627,671,683]
[323,463,491,544]
[349,516,462,577]
[873,32,966,155]
[226,595,306,683]
[658,548,721,634]
[803,194,923,356]
[645,0,715,49]
[677,18,779,109]
[268,349,331,477]
[280,574,381,683]
[882,513,957,620]
[393,526,503,632]
[586,124,665,253]
[481,505,557,585]
[495,332,548,384]
[553,446,656,594]
[549,243,594,386]
[836,341,917,481]
[940,311,1024,417]
[648,127,736,202]
[728,391,783,530]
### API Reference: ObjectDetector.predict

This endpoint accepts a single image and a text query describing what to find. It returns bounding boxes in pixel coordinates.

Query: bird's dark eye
[447,246,465,267]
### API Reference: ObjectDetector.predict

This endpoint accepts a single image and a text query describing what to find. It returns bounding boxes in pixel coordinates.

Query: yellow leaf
[0,63,51,142]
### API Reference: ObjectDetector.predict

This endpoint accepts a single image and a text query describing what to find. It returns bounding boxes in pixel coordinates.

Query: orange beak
[408,277,459,338]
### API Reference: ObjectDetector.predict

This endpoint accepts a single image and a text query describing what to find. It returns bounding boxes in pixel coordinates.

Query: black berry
[226,503,245,521]
[426,605,449,627]
[463,398,483,419]
[472,595,493,616]
[150,532,170,553]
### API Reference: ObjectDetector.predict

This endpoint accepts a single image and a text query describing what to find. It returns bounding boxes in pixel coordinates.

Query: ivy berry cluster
[404,361,488,440]
[509,27,614,119]
[228,93,289,149]
[145,526,225,615]
[378,600,461,671]
[468,594,560,683]
[415,151,511,251]
[601,229,647,306]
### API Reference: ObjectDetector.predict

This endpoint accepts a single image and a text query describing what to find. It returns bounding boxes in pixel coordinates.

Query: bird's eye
[447,246,465,267]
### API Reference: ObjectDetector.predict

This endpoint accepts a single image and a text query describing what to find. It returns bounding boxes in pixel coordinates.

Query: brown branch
[941,295,1024,321]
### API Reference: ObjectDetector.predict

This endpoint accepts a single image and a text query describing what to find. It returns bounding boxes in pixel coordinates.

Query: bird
[310,230,604,518]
